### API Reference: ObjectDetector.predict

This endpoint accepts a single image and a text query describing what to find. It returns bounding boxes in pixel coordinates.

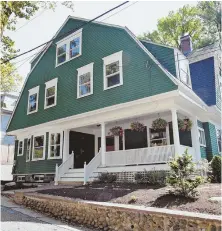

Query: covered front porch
[62,108,199,169]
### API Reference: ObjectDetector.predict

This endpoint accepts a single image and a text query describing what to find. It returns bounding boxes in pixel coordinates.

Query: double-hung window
[44,78,58,109]
[32,134,45,161]
[56,29,82,67]
[26,138,31,162]
[198,128,206,147]
[48,132,62,159]
[77,63,93,98]
[17,140,23,156]
[27,86,39,114]
[103,51,123,90]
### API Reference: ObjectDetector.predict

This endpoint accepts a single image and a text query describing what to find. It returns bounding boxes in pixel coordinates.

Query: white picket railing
[84,149,101,185]
[54,151,74,185]
[105,145,175,167]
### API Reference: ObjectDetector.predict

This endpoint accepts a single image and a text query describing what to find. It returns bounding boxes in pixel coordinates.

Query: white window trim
[27,86,39,115]
[17,140,24,156]
[44,78,58,109]
[32,133,46,161]
[26,137,32,162]
[55,29,82,67]
[216,128,222,154]
[77,63,94,98]
[198,127,206,147]
[48,130,63,160]
[102,50,123,90]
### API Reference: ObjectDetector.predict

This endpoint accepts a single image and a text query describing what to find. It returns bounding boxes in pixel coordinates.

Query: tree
[138,5,203,49]
[197,1,221,45]
[167,149,203,198]
[0,1,74,92]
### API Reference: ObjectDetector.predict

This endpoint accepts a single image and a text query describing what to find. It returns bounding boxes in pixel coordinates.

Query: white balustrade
[179,145,195,159]
[105,145,175,167]
[84,149,101,185]
[54,151,74,185]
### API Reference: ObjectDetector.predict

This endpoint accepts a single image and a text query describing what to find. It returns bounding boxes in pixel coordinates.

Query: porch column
[191,116,201,161]
[63,129,70,163]
[101,122,106,166]
[171,109,180,155]
[122,130,125,150]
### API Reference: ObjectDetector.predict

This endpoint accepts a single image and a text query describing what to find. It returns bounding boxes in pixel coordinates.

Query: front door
[69,131,95,168]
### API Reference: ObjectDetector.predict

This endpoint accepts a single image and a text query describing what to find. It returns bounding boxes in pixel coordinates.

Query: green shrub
[210,155,221,183]
[128,195,137,204]
[97,172,117,183]
[134,169,168,186]
[167,149,203,198]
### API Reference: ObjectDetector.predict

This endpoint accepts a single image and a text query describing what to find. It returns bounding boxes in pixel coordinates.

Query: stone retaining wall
[14,192,221,231]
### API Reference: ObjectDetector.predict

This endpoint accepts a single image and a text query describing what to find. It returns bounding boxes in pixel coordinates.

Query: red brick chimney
[180,35,193,56]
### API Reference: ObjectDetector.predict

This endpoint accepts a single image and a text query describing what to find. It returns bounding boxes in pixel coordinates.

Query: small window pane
[56,133,60,145]
[34,147,43,158]
[70,47,80,58]
[79,73,90,85]
[107,74,120,87]
[80,85,91,96]
[57,54,66,64]
[50,146,55,157]
[106,61,119,76]
[26,139,31,160]
[46,87,55,97]
[57,44,66,55]
[34,136,44,147]
[70,37,80,49]
[29,93,37,112]
[55,146,60,157]
[46,96,55,106]
[18,141,23,155]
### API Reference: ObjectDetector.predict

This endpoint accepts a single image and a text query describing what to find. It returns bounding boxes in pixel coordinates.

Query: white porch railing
[54,151,74,185]
[179,145,195,159]
[105,145,175,167]
[84,149,101,185]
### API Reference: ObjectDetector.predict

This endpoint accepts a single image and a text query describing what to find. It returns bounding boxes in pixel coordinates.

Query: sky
[7,1,197,87]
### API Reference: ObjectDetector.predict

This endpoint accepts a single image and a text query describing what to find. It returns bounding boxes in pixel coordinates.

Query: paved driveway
[1,196,94,231]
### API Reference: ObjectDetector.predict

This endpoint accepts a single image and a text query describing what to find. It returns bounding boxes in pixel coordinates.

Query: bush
[97,172,117,183]
[134,169,168,186]
[167,149,203,198]
[128,195,137,204]
[210,156,221,183]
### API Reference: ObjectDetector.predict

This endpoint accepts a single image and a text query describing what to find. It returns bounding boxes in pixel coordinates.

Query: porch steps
[60,168,98,183]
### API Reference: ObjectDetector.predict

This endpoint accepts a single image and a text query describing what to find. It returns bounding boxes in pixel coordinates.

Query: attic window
[27,86,39,114]
[56,29,82,67]
[102,51,123,90]
[44,78,58,109]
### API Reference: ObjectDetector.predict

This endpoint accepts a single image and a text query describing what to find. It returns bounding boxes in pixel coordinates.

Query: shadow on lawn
[151,194,197,208]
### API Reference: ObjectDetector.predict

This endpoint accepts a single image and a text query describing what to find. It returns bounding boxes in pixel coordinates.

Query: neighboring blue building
[182,41,221,160]
[1,93,18,181]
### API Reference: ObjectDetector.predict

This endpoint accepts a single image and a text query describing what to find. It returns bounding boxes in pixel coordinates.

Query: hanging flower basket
[130,121,146,132]
[152,118,167,130]
[109,126,123,136]
[178,119,192,131]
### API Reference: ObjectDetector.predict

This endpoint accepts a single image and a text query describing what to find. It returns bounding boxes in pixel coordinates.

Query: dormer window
[56,29,82,67]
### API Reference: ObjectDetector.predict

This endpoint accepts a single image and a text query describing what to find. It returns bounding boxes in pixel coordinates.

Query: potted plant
[130,121,146,132]
[152,118,167,130]
[178,119,192,131]
[109,126,123,136]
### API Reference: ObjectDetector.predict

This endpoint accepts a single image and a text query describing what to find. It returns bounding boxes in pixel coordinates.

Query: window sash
[49,133,61,158]
[18,141,23,155]
[198,129,206,146]
[26,138,31,161]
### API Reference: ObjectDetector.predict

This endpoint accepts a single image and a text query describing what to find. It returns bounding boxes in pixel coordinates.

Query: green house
[7,16,221,184]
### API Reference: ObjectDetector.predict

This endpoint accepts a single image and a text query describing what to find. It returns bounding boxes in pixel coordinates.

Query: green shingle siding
[203,122,219,161]
[140,41,176,77]
[7,18,177,132]
[14,133,62,175]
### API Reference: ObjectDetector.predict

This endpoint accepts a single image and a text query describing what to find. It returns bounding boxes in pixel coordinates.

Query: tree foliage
[139,2,221,49]
[167,149,203,198]
[0,1,74,92]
